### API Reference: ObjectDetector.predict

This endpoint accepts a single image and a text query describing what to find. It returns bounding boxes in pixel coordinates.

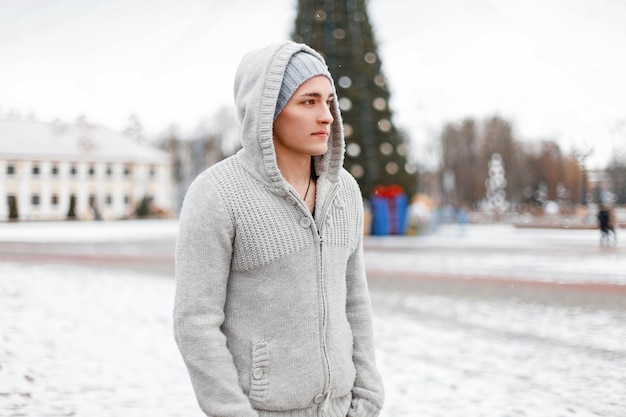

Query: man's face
[273,76,334,159]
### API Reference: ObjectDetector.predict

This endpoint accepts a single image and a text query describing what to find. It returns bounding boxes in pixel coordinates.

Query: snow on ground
[372,289,626,417]
[0,219,179,243]
[1,261,202,417]
[1,220,625,416]
[364,224,626,286]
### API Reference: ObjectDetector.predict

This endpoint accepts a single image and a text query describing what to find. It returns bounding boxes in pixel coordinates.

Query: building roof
[0,119,171,164]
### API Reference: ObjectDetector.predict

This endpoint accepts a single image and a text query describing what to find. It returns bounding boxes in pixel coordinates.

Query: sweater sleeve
[345,185,385,417]
[173,173,258,417]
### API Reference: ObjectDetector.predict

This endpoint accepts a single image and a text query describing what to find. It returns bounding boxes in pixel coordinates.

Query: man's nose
[319,104,334,124]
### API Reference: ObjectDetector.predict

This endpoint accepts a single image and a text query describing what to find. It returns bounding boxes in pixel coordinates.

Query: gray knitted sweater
[174,42,384,417]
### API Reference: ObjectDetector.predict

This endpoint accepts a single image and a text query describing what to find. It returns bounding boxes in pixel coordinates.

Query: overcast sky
[1,0,625,169]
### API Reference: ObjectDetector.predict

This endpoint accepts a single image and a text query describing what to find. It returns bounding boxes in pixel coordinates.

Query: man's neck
[276,153,312,188]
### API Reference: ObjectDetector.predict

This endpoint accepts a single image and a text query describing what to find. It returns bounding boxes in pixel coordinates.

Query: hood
[233,41,345,190]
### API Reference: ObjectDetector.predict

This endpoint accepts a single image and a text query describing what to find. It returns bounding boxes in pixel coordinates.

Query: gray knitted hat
[274,51,332,120]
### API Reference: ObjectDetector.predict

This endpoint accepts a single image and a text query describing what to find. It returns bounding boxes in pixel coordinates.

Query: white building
[0,119,173,221]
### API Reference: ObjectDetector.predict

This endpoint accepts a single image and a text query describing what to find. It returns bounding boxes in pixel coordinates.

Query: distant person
[173,41,384,417]
[597,204,610,246]
[607,205,618,244]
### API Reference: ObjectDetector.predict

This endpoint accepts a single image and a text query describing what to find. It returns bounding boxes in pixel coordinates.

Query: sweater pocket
[249,341,270,403]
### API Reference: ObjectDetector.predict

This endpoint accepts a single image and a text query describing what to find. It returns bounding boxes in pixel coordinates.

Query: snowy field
[1,220,625,417]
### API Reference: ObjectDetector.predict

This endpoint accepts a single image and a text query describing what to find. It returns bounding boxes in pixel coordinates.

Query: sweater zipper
[315,183,339,402]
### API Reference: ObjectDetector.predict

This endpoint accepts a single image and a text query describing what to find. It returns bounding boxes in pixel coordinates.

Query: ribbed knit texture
[174,41,384,417]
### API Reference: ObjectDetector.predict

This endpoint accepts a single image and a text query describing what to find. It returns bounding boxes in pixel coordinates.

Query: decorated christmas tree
[292,0,418,198]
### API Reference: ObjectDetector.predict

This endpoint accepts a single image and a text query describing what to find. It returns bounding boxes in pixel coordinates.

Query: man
[174,41,384,417]
[598,204,610,246]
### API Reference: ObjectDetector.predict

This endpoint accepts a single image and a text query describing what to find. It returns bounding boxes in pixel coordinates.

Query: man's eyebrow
[298,92,335,99]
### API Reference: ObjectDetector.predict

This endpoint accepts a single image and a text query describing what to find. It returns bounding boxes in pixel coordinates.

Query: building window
[32,194,40,206]
[106,195,113,206]
[106,164,113,177]
[149,165,156,178]
[32,164,40,176]
[70,165,78,176]
[51,195,59,206]
[124,195,130,205]
[51,164,59,176]
[88,165,96,177]
[7,164,16,175]
[123,165,132,177]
